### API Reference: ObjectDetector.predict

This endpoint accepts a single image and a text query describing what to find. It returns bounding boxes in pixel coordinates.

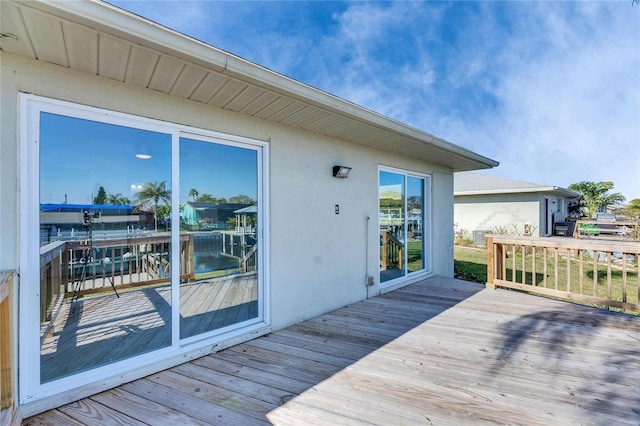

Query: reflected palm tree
[135,181,171,230]
[107,192,131,205]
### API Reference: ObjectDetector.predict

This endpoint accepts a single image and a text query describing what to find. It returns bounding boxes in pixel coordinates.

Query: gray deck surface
[26,276,640,425]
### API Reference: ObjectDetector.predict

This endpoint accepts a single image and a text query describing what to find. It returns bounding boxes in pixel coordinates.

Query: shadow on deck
[26,276,640,425]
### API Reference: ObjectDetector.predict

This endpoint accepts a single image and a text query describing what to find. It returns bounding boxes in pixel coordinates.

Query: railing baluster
[532,246,537,286]
[110,246,116,288]
[592,251,599,298]
[566,249,571,293]
[579,249,584,295]
[543,247,548,288]
[554,248,559,291]
[501,243,506,280]
[511,245,516,283]
[521,245,526,285]
[622,254,627,303]
[606,252,612,300]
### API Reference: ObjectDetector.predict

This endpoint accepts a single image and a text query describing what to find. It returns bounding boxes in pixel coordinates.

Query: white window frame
[378,165,432,291]
[19,93,270,405]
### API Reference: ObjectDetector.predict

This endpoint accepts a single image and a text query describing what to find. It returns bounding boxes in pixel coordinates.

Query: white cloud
[421,2,640,199]
[107,1,640,200]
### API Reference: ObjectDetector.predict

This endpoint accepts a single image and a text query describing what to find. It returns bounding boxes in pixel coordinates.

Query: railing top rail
[487,235,640,254]
[576,219,637,226]
[40,240,67,256]
[64,233,191,249]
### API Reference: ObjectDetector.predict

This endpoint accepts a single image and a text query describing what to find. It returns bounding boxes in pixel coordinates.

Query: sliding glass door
[379,168,430,285]
[21,94,267,403]
[179,137,260,340]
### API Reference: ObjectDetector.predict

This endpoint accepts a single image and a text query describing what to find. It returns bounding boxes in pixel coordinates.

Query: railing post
[0,271,15,411]
[380,231,388,270]
[486,236,496,289]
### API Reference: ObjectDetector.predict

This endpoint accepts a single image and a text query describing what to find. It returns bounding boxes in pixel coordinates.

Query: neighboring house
[181,202,252,228]
[39,204,153,242]
[454,172,580,239]
[0,1,497,419]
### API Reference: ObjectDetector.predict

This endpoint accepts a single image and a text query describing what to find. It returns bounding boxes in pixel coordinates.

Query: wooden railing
[64,234,194,294]
[241,244,258,273]
[380,230,404,271]
[1,270,16,414]
[40,241,68,325]
[487,235,640,312]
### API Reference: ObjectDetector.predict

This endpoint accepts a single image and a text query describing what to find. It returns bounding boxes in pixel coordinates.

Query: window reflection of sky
[40,113,257,205]
[180,137,257,203]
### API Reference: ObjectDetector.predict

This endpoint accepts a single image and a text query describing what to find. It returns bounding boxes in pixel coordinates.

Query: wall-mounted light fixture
[333,165,351,178]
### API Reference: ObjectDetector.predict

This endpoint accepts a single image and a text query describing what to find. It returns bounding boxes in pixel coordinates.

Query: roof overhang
[455,187,581,198]
[1,0,498,172]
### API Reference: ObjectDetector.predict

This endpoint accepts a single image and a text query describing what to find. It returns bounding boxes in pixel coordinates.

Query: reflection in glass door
[179,138,260,340]
[379,171,406,283]
[407,177,425,273]
[39,113,173,383]
[379,169,429,284]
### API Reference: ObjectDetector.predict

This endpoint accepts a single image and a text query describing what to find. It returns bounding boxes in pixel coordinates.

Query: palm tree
[567,181,626,218]
[188,188,199,201]
[107,193,131,205]
[623,198,640,220]
[134,181,171,230]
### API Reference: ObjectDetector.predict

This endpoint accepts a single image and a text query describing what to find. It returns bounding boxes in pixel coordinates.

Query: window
[20,94,267,402]
[379,167,431,286]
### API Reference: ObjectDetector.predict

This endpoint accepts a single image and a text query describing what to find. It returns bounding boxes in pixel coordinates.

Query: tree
[134,181,171,230]
[196,193,215,203]
[228,194,255,204]
[567,181,626,218]
[188,188,199,201]
[107,193,131,205]
[93,186,107,204]
[623,198,640,219]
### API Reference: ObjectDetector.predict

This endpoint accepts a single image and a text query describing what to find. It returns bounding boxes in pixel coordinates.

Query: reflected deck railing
[380,230,403,271]
[39,234,195,328]
[39,232,259,329]
[486,235,640,312]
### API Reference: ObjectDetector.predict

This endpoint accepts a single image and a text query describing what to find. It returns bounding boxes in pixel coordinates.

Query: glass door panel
[379,171,406,283]
[407,176,425,273]
[39,113,172,383]
[179,138,259,339]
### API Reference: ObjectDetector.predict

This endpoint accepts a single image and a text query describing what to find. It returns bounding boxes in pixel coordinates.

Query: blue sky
[108,0,639,200]
[40,113,257,205]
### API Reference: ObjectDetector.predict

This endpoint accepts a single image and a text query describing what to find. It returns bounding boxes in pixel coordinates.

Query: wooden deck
[26,276,640,425]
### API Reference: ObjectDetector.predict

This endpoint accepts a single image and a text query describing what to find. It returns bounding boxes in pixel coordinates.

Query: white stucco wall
[1,51,454,333]
[454,192,573,238]
[454,193,541,236]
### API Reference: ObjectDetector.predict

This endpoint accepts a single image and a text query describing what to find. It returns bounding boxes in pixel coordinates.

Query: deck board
[26,276,640,425]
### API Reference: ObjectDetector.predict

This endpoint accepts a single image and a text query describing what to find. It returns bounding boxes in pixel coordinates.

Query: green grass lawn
[454,247,488,283]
